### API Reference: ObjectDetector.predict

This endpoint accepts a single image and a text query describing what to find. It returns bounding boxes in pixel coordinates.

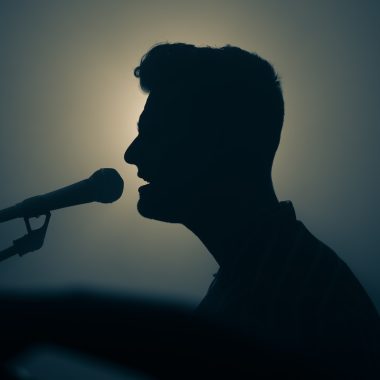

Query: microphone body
[0,168,124,222]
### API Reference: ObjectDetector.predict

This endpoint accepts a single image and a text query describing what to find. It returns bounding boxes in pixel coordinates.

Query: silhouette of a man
[124,43,380,377]
[1,43,379,379]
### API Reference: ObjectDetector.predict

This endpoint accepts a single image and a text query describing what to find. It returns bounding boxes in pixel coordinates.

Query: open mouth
[137,171,180,192]
[139,180,150,186]
[137,172,152,192]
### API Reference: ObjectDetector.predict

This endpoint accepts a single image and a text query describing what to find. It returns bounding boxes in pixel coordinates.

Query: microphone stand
[0,214,51,380]
[0,212,51,262]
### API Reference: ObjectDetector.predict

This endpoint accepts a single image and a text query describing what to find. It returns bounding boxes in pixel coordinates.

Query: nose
[124,136,138,165]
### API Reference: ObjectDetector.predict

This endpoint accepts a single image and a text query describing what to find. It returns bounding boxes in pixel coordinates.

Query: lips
[137,171,152,184]
[137,171,154,194]
[137,170,178,191]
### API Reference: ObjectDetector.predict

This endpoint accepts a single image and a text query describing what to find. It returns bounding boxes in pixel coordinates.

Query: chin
[137,184,184,223]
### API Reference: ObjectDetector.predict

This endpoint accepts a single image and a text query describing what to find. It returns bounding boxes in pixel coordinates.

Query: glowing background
[0,1,379,378]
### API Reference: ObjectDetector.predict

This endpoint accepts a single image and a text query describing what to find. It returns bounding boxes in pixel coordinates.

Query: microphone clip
[0,213,51,263]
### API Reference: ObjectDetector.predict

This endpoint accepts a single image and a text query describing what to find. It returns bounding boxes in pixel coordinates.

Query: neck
[182,177,279,268]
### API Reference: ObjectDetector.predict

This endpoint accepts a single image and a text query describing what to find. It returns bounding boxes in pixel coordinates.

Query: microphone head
[89,168,124,203]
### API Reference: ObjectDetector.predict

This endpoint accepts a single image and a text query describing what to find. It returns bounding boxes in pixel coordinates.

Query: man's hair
[134,43,284,165]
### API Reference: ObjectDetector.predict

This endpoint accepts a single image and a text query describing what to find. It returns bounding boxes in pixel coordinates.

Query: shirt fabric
[194,201,380,377]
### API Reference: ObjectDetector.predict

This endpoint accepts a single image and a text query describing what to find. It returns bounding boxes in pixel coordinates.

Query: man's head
[125,43,284,223]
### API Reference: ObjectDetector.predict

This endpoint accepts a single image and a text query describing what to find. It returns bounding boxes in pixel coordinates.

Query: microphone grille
[89,168,124,203]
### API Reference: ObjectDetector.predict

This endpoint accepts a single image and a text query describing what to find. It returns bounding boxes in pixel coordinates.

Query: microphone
[0,168,124,223]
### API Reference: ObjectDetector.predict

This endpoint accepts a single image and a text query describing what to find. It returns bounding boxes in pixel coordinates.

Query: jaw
[136,176,210,223]
[135,163,233,223]
[137,192,184,224]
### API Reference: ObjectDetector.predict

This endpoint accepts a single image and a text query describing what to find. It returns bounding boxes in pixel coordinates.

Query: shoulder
[295,221,377,313]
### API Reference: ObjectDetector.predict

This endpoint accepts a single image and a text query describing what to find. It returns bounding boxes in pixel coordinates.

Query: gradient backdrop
[0,1,379,378]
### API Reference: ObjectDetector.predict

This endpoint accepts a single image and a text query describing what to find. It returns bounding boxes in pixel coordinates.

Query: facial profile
[124,90,220,223]
[125,43,284,224]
